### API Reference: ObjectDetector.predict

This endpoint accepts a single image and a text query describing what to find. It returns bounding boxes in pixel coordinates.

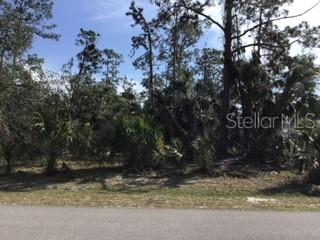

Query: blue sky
[33,0,151,81]
[32,0,220,86]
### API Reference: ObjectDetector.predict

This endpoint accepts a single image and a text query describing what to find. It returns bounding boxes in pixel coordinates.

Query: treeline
[1,0,320,181]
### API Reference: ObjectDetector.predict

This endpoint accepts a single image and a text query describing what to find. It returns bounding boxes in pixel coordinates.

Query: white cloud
[86,0,129,21]
[280,0,320,63]
[86,0,157,22]
[280,0,320,27]
[204,1,223,29]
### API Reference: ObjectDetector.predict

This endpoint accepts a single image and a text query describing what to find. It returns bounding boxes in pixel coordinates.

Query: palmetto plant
[64,120,92,160]
[33,109,92,175]
[284,120,320,183]
[113,115,162,169]
[33,111,67,175]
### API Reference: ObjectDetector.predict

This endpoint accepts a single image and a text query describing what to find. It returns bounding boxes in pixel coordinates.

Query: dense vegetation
[1,0,320,185]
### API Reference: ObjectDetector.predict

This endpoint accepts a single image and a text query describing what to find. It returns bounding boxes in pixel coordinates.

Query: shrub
[283,120,320,183]
[192,136,216,172]
[153,138,183,168]
[113,115,163,169]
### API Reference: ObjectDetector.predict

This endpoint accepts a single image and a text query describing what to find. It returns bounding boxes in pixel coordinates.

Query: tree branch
[180,0,225,32]
[232,38,302,54]
[233,0,320,40]
[232,43,281,54]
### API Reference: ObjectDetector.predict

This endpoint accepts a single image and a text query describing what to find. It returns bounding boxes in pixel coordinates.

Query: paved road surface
[0,206,320,240]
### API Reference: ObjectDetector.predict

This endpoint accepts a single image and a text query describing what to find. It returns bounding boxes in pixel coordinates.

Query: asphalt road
[1,206,320,240]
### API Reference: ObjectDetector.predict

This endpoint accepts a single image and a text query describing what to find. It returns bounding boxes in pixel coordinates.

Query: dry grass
[0,162,319,211]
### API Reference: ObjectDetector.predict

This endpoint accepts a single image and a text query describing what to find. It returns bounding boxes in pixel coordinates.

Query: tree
[155,0,207,97]
[33,93,65,175]
[0,0,58,175]
[0,64,46,175]
[0,0,59,72]
[102,49,123,90]
[127,1,158,102]
[60,29,126,163]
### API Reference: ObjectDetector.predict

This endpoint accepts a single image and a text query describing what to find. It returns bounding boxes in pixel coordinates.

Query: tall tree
[0,0,59,71]
[0,0,58,175]
[156,0,206,98]
[102,49,123,90]
[127,1,158,102]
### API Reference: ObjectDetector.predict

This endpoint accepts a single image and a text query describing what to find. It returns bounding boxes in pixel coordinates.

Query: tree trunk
[236,75,253,153]
[172,14,178,86]
[46,154,57,176]
[4,147,12,176]
[218,0,233,157]
[5,160,11,176]
[146,25,154,104]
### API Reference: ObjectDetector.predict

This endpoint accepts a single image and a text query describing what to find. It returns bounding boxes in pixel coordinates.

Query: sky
[32,0,320,88]
[33,0,156,83]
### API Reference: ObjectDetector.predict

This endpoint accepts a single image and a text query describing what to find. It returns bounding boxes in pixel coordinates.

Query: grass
[0,161,320,211]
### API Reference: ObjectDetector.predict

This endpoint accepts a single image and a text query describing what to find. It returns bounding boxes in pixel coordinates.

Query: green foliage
[113,115,163,169]
[192,137,216,172]
[32,91,93,174]
[153,138,183,168]
[283,120,320,183]
[32,97,66,174]
[65,120,93,158]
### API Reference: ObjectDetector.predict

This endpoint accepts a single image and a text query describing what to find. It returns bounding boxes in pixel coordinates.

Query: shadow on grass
[260,179,310,196]
[0,166,121,193]
[0,166,190,193]
[0,171,78,192]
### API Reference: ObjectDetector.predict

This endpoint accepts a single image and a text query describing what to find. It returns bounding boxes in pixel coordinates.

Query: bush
[153,138,183,168]
[113,115,163,169]
[192,136,216,172]
[283,120,320,183]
